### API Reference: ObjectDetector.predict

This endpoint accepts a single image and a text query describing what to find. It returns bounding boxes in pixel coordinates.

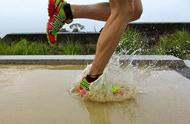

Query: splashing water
[70,53,153,103]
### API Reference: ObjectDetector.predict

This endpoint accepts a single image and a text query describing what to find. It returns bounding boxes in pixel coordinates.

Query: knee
[132,2,143,21]
[124,0,143,21]
[111,0,143,21]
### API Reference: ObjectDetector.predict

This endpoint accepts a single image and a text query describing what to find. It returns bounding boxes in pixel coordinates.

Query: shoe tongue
[86,74,101,83]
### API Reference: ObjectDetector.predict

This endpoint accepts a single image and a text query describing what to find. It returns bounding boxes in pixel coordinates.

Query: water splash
[70,52,154,102]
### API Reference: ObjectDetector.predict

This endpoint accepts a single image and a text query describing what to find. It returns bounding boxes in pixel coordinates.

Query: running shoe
[77,77,124,97]
[47,0,73,45]
[48,0,62,17]
[75,78,91,97]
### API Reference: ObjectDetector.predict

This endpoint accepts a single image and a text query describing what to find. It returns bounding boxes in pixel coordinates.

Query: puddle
[0,65,190,124]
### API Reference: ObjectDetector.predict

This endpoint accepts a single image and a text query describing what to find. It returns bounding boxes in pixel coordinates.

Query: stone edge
[0,55,187,68]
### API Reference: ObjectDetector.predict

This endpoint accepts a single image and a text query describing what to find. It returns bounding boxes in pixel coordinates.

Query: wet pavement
[0,65,190,124]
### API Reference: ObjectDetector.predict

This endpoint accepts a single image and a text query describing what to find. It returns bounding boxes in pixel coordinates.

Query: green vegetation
[0,39,95,55]
[117,30,190,59]
[152,30,190,59]
[116,29,148,55]
[0,30,189,59]
[0,39,49,55]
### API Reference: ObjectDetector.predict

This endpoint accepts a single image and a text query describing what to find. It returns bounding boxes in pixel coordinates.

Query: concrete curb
[184,60,190,68]
[0,55,186,68]
[0,55,94,65]
[119,55,186,69]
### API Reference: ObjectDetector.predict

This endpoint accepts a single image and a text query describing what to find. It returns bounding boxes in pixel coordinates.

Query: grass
[0,30,189,59]
[0,39,96,55]
[152,30,190,59]
[0,39,49,55]
[116,29,148,55]
[116,30,190,59]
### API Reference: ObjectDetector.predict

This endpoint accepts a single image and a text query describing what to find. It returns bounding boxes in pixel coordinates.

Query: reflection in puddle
[82,99,138,124]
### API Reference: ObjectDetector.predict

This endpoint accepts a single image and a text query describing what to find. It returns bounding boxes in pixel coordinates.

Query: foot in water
[76,74,102,97]
[75,74,125,97]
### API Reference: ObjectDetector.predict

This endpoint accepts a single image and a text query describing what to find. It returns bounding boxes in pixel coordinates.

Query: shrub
[116,29,148,55]
[0,30,189,59]
[0,39,49,55]
[152,30,190,59]
[0,39,95,55]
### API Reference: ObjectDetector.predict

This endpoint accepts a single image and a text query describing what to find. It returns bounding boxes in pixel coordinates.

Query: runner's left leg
[71,2,110,21]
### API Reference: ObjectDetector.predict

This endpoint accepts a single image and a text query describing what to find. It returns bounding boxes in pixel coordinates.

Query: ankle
[86,74,102,83]
[63,3,73,23]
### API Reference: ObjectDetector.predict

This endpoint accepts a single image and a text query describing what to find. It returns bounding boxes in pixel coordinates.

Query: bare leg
[68,0,143,76]
[70,0,142,22]
[71,2,110,21]
[90,0,143,75]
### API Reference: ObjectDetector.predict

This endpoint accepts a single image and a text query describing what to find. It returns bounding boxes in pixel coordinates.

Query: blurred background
[0,0,190,38]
